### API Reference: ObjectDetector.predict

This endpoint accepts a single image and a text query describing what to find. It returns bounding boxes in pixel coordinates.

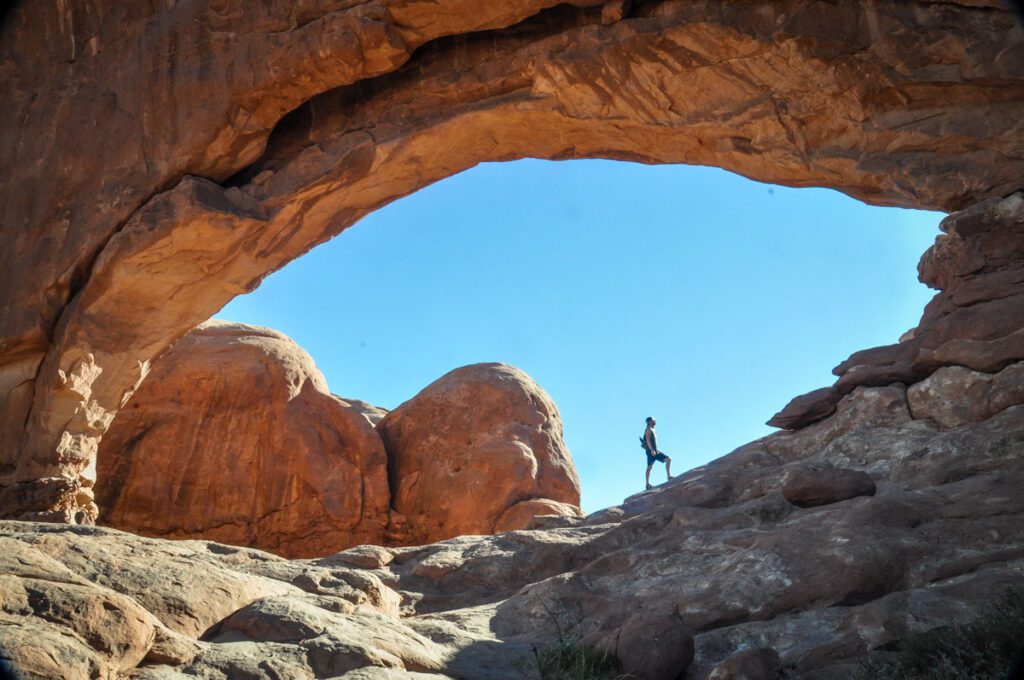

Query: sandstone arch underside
[1,0,1023,522]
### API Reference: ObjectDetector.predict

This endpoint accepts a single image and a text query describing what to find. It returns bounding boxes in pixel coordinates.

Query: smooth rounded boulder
[377,363,582,544]
[611,614,694,680]
[95,321,391,558]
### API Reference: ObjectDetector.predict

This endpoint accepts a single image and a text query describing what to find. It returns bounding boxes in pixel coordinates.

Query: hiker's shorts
[646,451,668,465]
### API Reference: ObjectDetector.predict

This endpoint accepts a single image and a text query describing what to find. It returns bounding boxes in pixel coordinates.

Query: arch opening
[91,159,945,554]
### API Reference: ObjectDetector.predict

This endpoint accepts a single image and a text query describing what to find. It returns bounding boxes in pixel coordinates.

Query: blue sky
[218,159,942,513]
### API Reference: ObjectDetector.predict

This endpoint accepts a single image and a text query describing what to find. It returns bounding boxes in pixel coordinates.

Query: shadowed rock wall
[2,1,1023,522]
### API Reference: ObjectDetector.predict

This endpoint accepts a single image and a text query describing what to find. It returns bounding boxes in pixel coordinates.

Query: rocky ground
[3,2,1024,678]
[4,193,1024,678]
[3,361,1023,679]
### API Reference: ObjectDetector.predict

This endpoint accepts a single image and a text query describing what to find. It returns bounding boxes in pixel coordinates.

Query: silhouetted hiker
[641,416,672,490]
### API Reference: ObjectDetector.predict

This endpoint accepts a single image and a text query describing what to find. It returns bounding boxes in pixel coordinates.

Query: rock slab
[781,466,877,508]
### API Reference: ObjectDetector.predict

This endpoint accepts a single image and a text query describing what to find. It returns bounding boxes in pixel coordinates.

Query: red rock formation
[780,465,876,508]
[771,192,1024,429]
[834,193,1024,393]
[378,363,582,544]
[3,0,1023,521]
[96,327,581,553]
[3,1,1024,677]
[95,321,391,558]
[4,361,1023,677]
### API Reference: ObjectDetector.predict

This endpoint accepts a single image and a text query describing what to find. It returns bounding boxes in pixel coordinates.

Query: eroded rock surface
[907,361,1024,429]
[780,465,876,508]
[96,331,582,555]
[3,378,1023,678]
[3,0,1024,522]
[2,0,1024,677]
[95,321,391,558]
[834,193,1024,397]
[378,363,582,544]
[770,192,1024,429]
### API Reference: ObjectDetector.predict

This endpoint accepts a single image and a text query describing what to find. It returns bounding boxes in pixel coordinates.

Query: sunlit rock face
[3,0,1024,676]
[378,363,583,544]
[95,321,391,558]
[2,0,1024,522]
[96,330,582,555]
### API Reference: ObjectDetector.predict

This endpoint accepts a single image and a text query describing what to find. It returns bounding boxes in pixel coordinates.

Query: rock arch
[1,0,1023,521]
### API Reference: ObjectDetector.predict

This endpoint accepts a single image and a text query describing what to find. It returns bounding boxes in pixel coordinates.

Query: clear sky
[217,159,943,513]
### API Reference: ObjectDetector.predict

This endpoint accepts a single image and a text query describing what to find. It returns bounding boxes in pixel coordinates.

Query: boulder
[708,648,781,680]
[907,362,1024,429]
[780,466,876,508]
[494,499,584,533]
[377,363,582,544]
[96,321,391,558]
[611,614,694,680]
[767,387,839,430]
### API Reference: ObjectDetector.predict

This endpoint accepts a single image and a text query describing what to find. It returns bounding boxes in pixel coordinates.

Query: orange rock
[95,321,390,558]
[494,498,584,533]
[378,363,582,544]
[3,0,1024,522]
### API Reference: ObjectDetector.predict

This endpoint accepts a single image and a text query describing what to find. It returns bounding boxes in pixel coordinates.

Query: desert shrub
[536,640,625,680]
[534,598,630,680]
[854,587,1024,680]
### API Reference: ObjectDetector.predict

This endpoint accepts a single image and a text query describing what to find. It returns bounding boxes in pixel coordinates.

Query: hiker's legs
[665,456,672,480]
[645,464,653,488]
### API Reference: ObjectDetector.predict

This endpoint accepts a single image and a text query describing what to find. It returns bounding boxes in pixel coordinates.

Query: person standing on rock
[642,416,672,490]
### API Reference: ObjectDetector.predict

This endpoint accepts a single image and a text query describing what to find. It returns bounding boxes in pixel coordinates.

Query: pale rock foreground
[3,368,1023,678]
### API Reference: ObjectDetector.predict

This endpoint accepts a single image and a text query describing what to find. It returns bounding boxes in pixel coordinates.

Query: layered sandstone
[378,363,582,544]
[770,192,1024,430]
[3,0,1023,522]
[95,321,391,558]
[3,1,1024,676]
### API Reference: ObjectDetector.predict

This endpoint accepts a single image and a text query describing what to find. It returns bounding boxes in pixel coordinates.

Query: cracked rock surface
[2,365,1023,677]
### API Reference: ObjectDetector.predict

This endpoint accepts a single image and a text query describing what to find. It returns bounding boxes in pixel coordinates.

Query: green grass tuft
[855,587,1024,680]
[536,640,626,680]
